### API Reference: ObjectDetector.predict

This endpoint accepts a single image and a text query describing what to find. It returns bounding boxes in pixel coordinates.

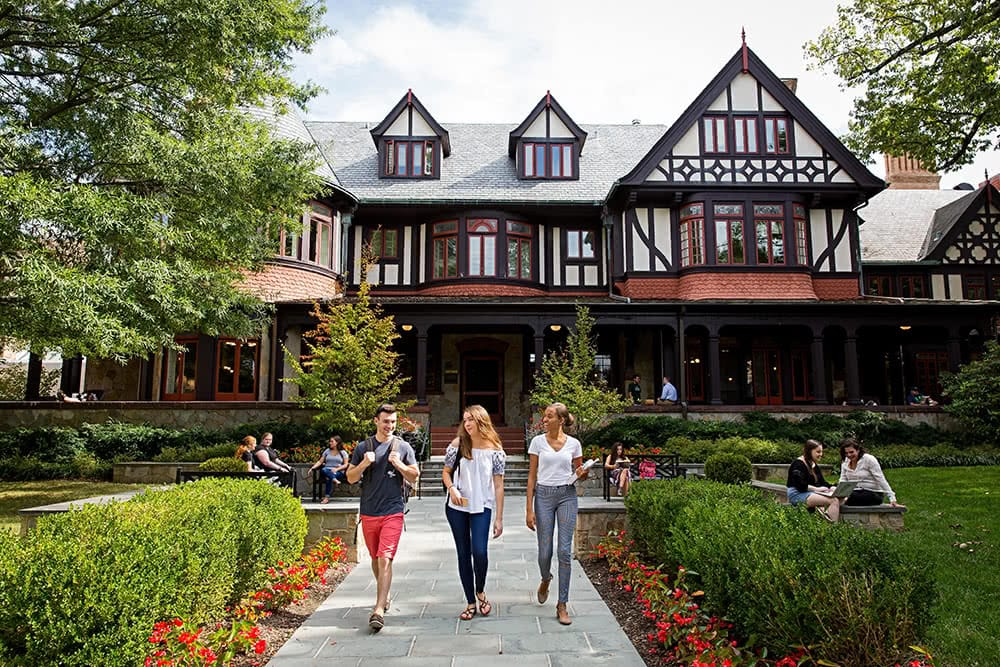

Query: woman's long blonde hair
[455,405,503,460]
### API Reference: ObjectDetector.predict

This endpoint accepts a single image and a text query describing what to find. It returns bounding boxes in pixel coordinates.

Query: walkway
[266,496,644,666]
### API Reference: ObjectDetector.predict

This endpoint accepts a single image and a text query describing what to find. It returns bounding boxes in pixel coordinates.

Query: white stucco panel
[384,111,409,136]
[548,232,557,285]
[411,112,435,136]
[729,74,759,111]
[931,274,946,299]
[383,263,399,285]
[524,113,547,137]
[584,264,599,285]
[631,208,650,271]
[794,122,824,157]
[564,264,580,286]
[707,91,728,111]
[810,210,829,271]
[653,208,671,270]
[831,167,856,184]
[675,124,700,155]
[548,110,575,138]
[760,86,784,111]
[832,210,852,271]
[646,163,668,182]
[402,227,412,285]
[948,274,963,299]
[945,246,961,261]
[419,224,426,283]
[353,228,364,285]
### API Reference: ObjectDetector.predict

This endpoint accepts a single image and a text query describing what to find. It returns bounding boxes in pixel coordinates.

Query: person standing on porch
[526,402,588,626]
[627,375,642,404]
[346,404,420,632]
[441,405,506,620]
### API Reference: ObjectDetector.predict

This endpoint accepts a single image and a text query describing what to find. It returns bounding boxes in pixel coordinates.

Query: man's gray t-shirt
[350,435,416,517]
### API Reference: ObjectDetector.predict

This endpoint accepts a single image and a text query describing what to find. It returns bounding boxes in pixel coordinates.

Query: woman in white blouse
[442,405,506,621]
[839,438,903,507]
[526,402,588,626]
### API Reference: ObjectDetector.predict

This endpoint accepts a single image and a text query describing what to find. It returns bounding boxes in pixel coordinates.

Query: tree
[530,305,629,438]
[940,340,1000,444]
[284,248,412,437]
[0,0,329,360]
[806,0,1000,171]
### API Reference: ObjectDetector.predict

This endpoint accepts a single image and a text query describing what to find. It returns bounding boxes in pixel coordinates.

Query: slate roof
[244,103,342,187]
[303,121,667,205]
[858,189,971,262]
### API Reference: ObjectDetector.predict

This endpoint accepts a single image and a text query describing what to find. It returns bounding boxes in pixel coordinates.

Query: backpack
[389,437,416,504]
[638,460,657,480]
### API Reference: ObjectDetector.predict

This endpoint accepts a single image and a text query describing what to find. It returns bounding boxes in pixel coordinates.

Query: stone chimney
[884,154,941,190]
[780,78,798,94]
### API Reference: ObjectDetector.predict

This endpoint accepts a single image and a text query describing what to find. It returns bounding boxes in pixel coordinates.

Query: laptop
[815,480,858,498]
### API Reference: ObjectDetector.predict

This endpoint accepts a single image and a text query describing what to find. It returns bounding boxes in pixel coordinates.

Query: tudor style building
[82,44,1000,430]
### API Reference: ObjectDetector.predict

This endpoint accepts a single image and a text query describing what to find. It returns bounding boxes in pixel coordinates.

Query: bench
[603,452,685,501]
[176,469,298,496]
[751,480,906,531]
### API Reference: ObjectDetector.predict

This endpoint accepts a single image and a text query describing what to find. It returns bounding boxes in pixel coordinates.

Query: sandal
[368,611,384,631]
[320,497,330,504]
[459,604,477,621]
[817,507,834,523]
[476,593,492,616]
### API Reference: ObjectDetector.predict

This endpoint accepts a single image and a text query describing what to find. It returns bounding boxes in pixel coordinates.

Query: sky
[292,0,996,189]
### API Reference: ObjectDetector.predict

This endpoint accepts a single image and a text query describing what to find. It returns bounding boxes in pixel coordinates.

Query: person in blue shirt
[658,376,677,404]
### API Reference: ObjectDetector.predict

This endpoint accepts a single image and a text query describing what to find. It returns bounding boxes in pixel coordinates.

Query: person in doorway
[526,402,588,626]
[658,376,677,404]
[254,432,292,472]
[441,405,506,620]
[786,439,843,522]
[627,375,642,404]
[310,435,349,503]
[839,438,903,507]
[604,441,632,497]
[346,404,419,632]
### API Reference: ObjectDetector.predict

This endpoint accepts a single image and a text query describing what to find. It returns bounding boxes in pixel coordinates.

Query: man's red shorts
[360,513,404,560]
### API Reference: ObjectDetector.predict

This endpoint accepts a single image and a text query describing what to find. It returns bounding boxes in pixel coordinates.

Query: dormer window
[523,142,574,179]
[370,89,450,181]
[699,115,792,155]
[385,139,436,177]
[764,117,790,154]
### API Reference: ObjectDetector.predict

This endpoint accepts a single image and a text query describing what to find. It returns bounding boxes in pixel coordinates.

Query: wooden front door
[461,355,504,424]
[752,347,782,405]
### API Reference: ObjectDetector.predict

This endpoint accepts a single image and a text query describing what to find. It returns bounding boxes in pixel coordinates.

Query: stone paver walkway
[267,496,644,666]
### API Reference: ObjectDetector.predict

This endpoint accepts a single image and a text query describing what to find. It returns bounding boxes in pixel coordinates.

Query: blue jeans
[446,505,493,604]
[534,484,578,604]
[321,467,347,496]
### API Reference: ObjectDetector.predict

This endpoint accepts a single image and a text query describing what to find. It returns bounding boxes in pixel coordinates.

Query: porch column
[25,352,43,400]
[810,334,828,404]
[844,335,861,405]
[60,355,84,397]
[271,317,286,401]
[946,330,962,373]
[708,333,722,405]
[533,333,545,374]
[415,329,428,405]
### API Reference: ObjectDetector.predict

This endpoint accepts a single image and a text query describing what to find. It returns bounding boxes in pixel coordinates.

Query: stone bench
[752,480,905,531]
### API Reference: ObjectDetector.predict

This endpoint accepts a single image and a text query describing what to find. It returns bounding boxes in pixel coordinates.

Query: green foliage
[0,361,60,400]
[153,442,241,464]
[941,340,1000,444]
[285,249,412,437]
[0,478,305,666]
[198,457,249,472]
[703,452,752,484]
[806,0,1000,171]
[0,0,328,358]
[530,305,629,437]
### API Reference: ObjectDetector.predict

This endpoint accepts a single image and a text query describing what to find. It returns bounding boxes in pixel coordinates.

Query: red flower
[254,639,267,654]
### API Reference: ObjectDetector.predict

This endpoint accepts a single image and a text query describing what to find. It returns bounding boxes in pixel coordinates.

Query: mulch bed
[231,562,355,667]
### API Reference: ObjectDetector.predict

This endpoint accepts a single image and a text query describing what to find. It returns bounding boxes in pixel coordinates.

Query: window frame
[753,204,786,265]
[214,338,259,401]
[432,220,459,280]
[763,116,791,154]
[466,218,498,277]
[866,274,893,296]
[308,204,335,269]
[963,274,987,300]
[679,203,706,267]
[161,337,198,401]
[370,227,400,262]
[506,220,533,280]
[702,116,727,153]
[383,139,436,178]
[712,203,745,265]
[733,116,758,154]
[522,141,575,179]
[899,274,927,298]
[793,204,809,266]
[565,229,597,261]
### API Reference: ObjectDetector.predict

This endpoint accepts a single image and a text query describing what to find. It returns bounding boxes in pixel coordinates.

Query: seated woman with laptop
[786,439,844,523]
[838,438,903,508]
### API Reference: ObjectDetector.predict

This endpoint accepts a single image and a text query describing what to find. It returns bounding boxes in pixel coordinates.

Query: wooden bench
[751,480,906,531]
[176,469,298,496]
[603,452,685,501]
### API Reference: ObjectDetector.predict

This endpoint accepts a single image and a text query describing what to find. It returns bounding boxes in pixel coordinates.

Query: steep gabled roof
[508,91,588,157]
[920,188,983,258]
[370,89,451,157]
[859,189,972,262]
[615,46,883,194]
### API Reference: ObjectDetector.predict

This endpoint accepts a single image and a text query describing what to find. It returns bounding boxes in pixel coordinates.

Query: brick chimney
[884,154,941,189]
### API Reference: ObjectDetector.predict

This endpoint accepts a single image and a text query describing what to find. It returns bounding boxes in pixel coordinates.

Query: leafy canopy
[0,0,329,358]
[806,0,1000,171]
[284,247,412,438]
[530,304,628,438]
[941,340,1000,444]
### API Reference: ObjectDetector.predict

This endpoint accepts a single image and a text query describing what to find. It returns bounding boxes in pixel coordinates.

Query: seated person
[309,435,350,503]
[658,376,677,404]
[786,439,843,522]
[839,438,904,508]
[254,432,292,472]
[604,441,632,497]
[235,435,257,471]
[906,387,938,406]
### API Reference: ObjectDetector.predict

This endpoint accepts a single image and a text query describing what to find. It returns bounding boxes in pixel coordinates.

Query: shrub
[941,340,1000,445]
[704,452,752,483]
[0,478,306,666]
[198,457,249,472]
[153,442,240,463]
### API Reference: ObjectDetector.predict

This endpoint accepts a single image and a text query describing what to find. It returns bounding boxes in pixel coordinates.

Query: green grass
[0,480,145,534]
[891,467,1000,667]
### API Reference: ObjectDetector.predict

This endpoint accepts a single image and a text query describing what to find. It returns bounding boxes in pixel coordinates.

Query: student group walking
[347,401,589,632]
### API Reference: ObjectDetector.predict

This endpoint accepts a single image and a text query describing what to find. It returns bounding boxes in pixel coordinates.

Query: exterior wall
[84,357,143,401]
[241,261,340,303]
[429,333,527,426]
[575,503,626,556]
[812,277,859,300]
[0,402,320,430]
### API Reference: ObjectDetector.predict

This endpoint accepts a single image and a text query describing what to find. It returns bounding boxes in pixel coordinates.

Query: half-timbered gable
[370,89,451,179]
[508,92,587,180]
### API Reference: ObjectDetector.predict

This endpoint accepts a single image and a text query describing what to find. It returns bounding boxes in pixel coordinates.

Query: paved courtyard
[267,496,644,666]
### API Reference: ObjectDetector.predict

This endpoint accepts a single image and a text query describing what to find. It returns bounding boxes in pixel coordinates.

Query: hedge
[624,479,935,666]
[704,451,752,483]
[0,478,306,666]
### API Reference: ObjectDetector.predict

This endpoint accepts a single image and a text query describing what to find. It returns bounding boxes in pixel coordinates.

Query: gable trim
[508,92,588,157]
[370,90,451,157]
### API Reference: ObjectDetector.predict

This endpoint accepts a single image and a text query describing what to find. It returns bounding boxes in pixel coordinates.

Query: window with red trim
[713,204,744,264]
[733,117,758,153]
[215,339,259,401]
[162,338,197,400]
[764,117,790,153]
[308,204,334,269]
[506,220,532,279]
[867,275,893,296]
[523,143,573,178]
[680,203,705,267]
[566,229,596,260]
[964,274,986,300]
[432,220,458,279]
[371,228,399,260]
[702,117,727,153]
[793,204,809,266]
[754,204,785,264]
[467,219,498,276]
[384,140,435,177]
[900,275,927,298]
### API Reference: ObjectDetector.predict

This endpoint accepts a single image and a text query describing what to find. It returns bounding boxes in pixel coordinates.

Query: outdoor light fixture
[401,324,413,331]
[550,324,562,332]
[899,325,912,331]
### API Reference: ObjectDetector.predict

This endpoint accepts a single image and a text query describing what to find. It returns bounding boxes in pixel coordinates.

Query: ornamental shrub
[704,452,752,484]
[199,456,249,472]
[0,478,306,666]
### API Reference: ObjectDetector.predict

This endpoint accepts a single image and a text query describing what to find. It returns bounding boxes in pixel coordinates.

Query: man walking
[346,403,420,632]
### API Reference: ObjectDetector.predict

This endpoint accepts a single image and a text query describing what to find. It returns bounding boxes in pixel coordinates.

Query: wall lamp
[899,325,912,331]
[549,324,562,332]
[401,324,413,332]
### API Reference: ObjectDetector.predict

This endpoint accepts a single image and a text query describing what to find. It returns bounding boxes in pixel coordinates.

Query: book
[814,480,858,498]
[581,458,601,471]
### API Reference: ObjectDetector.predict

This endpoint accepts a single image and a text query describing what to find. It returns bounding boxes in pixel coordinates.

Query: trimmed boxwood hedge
[0,478,306,666]
[704,451,752,483]
[624,479,935,666]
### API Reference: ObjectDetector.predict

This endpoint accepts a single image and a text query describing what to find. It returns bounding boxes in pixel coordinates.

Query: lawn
[890,467,1000,667]
[0,480,145,533]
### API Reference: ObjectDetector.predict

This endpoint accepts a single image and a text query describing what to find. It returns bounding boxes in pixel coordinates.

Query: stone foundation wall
[575,504,627,556]
[304,505,359,562]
